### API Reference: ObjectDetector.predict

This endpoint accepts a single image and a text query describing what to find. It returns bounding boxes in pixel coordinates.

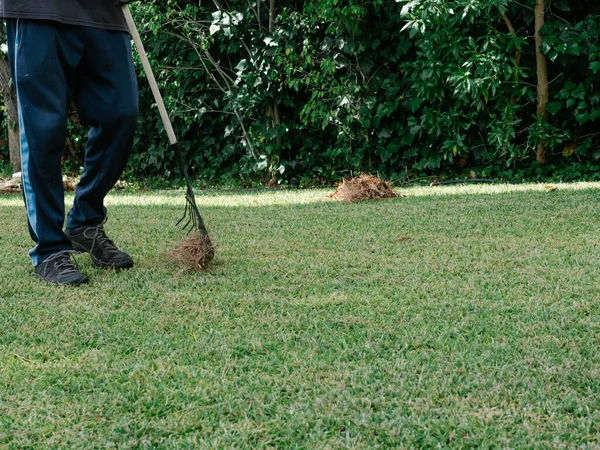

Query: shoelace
[82,220,118,253]
[41,251,81,277]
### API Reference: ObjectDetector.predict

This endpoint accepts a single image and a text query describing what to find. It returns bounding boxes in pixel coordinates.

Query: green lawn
[1,183,600,448]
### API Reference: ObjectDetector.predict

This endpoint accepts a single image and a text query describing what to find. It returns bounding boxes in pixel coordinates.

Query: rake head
[172,156,215,270]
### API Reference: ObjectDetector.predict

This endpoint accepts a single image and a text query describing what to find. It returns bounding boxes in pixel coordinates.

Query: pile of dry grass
[0,178,20,194]
[168,232,216,271]
[63,177,77,192]
[329,174,397,202]
[0,177,77,194]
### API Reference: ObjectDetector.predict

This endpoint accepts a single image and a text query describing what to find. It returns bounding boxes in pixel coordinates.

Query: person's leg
[66,27,139,229]
[6,19,85,266]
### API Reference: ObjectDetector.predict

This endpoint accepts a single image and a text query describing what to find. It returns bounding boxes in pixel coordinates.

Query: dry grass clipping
[1,177,77,194]
[168,232,215,271]
[63,177,77,192]
[329,174,397,202]
[0,178,20,194]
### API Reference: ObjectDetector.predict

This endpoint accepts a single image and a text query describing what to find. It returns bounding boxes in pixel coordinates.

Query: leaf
[235,59,248,72]
[400,1,415,16]
[562,144,575,157]
[566,44,581,56]
[546,102,562,115]
[264,37,278,47]
[377,127,391,138]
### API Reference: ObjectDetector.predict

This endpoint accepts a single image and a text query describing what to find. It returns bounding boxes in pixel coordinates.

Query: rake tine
[176,215,185,227]
[176,201,189,227]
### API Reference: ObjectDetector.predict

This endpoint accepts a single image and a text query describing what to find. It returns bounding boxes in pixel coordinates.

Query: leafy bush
[1,0,599,184]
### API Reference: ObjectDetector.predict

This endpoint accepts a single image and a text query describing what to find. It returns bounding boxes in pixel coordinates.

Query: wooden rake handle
[120,4,178,146]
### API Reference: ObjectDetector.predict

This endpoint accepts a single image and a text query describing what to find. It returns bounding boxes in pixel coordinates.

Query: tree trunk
[0,57,20,173]
[269,0,276,34]
[267,0,282,185]
[501,13,522,79]
[534,0,549,164]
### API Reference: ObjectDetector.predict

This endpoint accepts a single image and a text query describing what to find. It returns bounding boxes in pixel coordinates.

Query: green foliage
[1,0,598,183]
[541,11,600,165]
[0,159,12,178]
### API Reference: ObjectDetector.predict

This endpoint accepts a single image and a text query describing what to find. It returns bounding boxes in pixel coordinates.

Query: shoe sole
[34,273,90,286]
[71,242,134,270]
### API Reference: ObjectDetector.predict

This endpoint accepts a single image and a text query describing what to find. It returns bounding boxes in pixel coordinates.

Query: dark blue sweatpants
[6,19,139,266]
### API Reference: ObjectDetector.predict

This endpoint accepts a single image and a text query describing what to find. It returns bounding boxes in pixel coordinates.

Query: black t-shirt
[0,0,128,32]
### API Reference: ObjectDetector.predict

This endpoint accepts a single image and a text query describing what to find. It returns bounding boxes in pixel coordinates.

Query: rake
[116,0,215,268]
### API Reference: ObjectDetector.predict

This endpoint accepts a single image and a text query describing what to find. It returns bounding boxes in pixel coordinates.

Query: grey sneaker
[34,251,89,286]
[65,220,133,270]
